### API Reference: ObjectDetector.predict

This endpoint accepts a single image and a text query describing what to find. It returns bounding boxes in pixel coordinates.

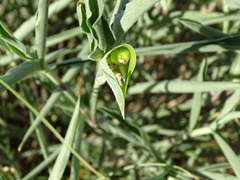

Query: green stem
[35,0,49,64]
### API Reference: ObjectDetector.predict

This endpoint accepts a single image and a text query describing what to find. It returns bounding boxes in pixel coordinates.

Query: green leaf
[217,90,240,120]
[0,60,42,93]
[178,18,227,39]
[89,47,105,61]
[0,22,33,60]
[189,58,207,132]
[77,0,115,53]
[213,132,240,179]
[49,97,81,180]
[218,111,240,127]
[135,35,240,56]
[100,44,136,118]
[112,0,159,44]
[128,81,240,94]
[200,171,238,180]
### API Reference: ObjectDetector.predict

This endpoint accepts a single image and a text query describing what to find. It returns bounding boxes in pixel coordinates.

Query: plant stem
[35,0,49,64]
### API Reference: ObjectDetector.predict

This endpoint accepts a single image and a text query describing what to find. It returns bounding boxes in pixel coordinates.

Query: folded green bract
[77,0,136,118]
[100,44,136,118]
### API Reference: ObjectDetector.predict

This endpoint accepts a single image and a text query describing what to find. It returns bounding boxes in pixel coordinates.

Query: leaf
[0,60,42,93]
[217,90,240,120]
[128,81,240,94]
[213,132,240,179]
[189,58,207,132]
[218,111,240,127]
[99,44,136,118]
[200,171,238,180]
[112,0,159,44]
[135,35,240,56]
[89,47,105,61]
[0,22,33,60]
[178,18,227,39]
[77,0,115,53]
[49,97,81,180]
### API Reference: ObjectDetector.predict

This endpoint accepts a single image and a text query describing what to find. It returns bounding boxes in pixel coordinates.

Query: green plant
[1,0,240,180]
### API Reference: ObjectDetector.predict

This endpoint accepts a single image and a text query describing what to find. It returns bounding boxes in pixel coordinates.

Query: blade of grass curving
[0,79,105,179]
[22,149,59,180]
[112,0,159,44]
[49,97,81,180]
[178,18,227,39]
[213,132,240,179]
[128,81,240,94]
[0,60,42,93]
[188,58,207,132]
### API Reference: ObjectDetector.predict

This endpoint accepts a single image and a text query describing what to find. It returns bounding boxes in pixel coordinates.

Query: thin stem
[35,0,49,64]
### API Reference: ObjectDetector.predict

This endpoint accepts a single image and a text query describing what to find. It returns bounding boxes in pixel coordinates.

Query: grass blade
[188,58,207,132]
[128,81,240,94]
[213,132,240,179]
[178,18,227,39]
[49,97,81,180]
[0,60,42,93]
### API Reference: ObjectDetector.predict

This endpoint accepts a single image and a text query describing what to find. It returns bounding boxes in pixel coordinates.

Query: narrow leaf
[0,22,32,60]
[213,132,240,179]
[0,60,42,93]
[49,97,81,180]
[178,18,227,39]
[128,81,240,94]
[189,58,207,132]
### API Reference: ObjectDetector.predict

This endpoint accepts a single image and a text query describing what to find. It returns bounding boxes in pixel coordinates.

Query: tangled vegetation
[1,0,240,179]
